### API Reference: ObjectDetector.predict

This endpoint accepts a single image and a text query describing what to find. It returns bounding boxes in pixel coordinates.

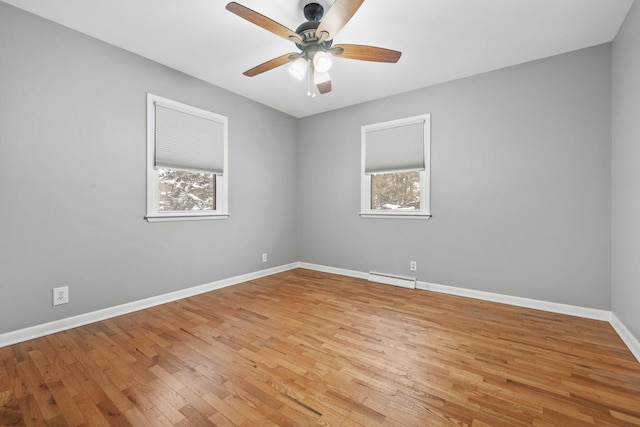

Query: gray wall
[0,2,298,334]
[0,1,624,338]
[613,1,640,340]
[298,44,613,310]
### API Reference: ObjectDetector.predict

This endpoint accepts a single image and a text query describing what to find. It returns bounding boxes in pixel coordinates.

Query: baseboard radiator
[368,272,416,289]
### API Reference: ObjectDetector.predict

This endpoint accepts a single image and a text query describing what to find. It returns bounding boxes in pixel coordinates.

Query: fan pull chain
[306,60,316,98]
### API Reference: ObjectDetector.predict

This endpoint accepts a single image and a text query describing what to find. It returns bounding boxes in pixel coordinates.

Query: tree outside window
[370,171,420,210]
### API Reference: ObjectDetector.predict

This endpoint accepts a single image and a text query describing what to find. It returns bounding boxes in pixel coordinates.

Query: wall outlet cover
[53,286,69,306]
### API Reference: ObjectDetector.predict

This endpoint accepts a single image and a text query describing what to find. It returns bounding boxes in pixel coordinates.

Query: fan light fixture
[312,51,332,73]
[288,57,307,80]
[226,0,402,97]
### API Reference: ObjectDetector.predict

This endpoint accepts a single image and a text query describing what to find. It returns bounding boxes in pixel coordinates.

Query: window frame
[360,114,431,219]
[145,93,229,222]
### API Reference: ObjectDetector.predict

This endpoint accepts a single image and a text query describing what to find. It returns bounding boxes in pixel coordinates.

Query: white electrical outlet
[262,253,268,263]
[410,261,417,271]
[53,286,69,306]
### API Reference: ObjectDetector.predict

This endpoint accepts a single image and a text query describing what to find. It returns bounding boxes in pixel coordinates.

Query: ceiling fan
[225,0,401,96]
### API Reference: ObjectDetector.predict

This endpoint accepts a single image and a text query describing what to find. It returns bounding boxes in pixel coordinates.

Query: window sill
[145,213,230,223]
[359,212,432,219]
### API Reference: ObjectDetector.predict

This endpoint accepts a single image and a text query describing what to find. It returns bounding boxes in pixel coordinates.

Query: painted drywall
[0,0,621,338]
[612,1,640,342]
[298,44,612,310]
[0,2,298,334]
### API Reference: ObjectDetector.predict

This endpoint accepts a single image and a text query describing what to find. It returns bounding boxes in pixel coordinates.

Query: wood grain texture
[225,2,301,43]
[333,44,402,63]
[317,0,365,41]
[1,268,639,426]
[243,53,296,77]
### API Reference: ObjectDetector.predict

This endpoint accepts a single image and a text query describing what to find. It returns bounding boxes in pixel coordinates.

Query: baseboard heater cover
[368,272,416,289]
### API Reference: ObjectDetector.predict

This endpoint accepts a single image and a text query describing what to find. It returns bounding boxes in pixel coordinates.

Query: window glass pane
[158,168,215,212]
[371,171,420,211]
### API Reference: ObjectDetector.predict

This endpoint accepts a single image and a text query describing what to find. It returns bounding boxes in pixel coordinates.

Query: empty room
[1,0,640,425]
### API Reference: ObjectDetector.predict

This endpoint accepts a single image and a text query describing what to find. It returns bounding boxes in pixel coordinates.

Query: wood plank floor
[1,269,640,426]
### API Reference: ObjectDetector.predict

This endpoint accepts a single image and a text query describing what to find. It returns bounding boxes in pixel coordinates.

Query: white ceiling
[2,0,634,118]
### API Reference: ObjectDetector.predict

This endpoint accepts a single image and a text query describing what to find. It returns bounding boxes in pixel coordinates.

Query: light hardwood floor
[1,268,639,426]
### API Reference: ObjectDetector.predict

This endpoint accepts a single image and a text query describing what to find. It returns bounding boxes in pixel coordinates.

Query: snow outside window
[145,93,229,222]
[360,114,431,219]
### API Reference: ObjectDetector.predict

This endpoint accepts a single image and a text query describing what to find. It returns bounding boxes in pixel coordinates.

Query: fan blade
[332,44,401,63]
[226,2,302,43]
[314,69,332,94]
[243,53,297,77]
[316,0,364,41]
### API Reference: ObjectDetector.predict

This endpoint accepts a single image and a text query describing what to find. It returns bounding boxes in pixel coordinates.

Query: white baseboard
[298,263,637,362]
[610,313,640,363]
[297,263,608,321]
[296,262,369,280]
[0,263,298,349]
[417,281,612,321]
[2,262,639,364]
[298,263,606,319]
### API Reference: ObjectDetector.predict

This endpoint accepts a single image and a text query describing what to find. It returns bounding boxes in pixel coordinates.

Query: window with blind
[360,114,431,218]
[146,94,229,222]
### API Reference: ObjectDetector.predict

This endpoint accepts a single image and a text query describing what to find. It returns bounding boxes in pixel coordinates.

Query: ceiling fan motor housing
[294,20,333,51]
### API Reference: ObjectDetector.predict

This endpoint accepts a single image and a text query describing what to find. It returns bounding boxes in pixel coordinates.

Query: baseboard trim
[297,263,608,321]
[0,263,298,348]
[2,262,638,364]
[610,313,640,363]
[417,281,612,321]
[296,262,369,280]
[297,263,638,362]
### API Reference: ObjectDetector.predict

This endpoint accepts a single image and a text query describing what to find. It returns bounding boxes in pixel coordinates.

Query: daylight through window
[158,169,215,212]
[146,93,228,222]
[371,171,421,211]
[361,114,431,218]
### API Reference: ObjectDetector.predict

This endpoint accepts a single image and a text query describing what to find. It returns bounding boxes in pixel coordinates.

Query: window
[146,93,228,222]
[360,114,431,218]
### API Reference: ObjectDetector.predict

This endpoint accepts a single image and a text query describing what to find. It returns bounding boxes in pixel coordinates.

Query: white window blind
[154,103,225,174]
[364,120,425,174]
